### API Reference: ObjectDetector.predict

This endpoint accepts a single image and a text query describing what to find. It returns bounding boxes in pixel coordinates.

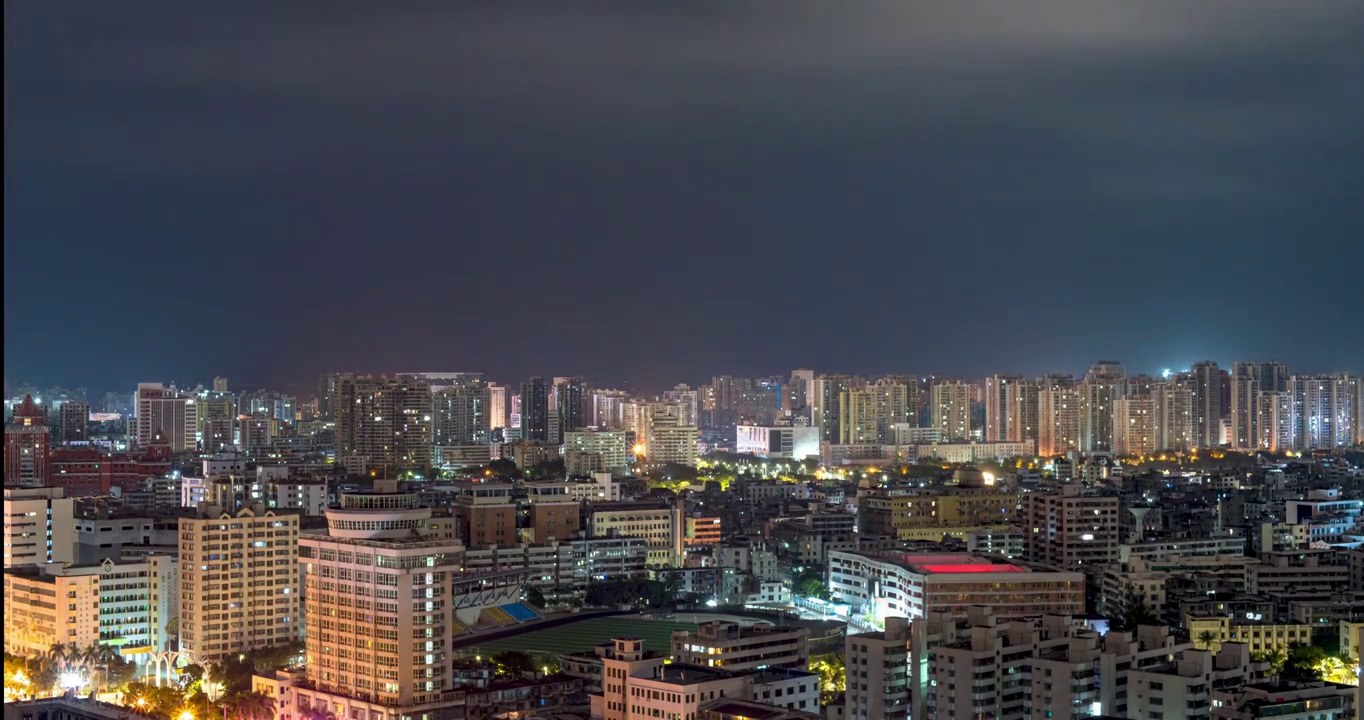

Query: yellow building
[4,565,101,657]
[860,488,1018,539]
[1185,615,1313,655]
[179,504,300,664]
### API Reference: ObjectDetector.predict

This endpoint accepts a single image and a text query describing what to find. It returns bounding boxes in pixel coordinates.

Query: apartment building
[845,617,909,720]
[1127,643,1270,720]
[586,500,684,568]
[178,504,300,663]
[1022,484,1120,569]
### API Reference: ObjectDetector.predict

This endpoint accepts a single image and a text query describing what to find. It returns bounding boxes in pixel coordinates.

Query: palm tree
[300,706,336,720]
[226,691,276,720]
[1196,630,1218,650]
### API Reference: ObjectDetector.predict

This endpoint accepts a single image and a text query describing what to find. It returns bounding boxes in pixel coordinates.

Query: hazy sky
[6,2,1363,394]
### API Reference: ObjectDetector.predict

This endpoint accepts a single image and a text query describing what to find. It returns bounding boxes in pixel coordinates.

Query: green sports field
[461,616,698,657]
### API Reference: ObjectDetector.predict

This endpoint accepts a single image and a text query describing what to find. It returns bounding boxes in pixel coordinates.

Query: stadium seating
[499,602,541,622]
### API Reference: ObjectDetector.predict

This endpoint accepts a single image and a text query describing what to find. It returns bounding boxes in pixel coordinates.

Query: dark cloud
[5,1,1363,393]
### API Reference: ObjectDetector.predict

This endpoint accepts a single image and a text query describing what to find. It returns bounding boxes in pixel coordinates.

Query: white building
[735,424,819,460]
[3,486,75,568]
[846,617,909,720]
[564,429,630,477]
[929,381,972,442]
[911,440,1035,463]
[134,383,198,451]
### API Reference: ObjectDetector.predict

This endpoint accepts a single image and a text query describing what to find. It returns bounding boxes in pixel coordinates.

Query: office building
[828,551,1084,622]
[3,555,175,663]
[846,617,909,720]
[671,620,810,671]
[929,380,972,442]
[1022,484,1120,569]
[587,500,684,568]
[451,482,520,547]
[134,383,198,451]
[487,383,507,431]
[178,503,300,663]
[555,377,590,440]
[3,486,75,568]
[735,424,819,460]
[5,395,50,487]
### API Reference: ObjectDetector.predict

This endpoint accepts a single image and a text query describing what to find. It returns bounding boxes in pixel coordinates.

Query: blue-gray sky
[5,1,1363,394]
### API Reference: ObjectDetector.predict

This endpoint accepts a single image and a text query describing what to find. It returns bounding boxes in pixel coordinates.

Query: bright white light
[1081,533,1095,541]
[705,599,718,607]
[59,673,85,690]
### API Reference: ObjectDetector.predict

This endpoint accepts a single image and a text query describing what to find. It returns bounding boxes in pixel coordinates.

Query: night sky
[6,2,1363,395]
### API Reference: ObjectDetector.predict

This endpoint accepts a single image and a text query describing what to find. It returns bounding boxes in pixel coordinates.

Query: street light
[59,673,86,691]
[180,711,195,720]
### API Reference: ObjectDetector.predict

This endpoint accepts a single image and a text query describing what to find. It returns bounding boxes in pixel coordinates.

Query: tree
[809,653,846,705]
[1196,630,1218,650]
[795,576,830,601]
[492,651,536,678]
[488,458,521,479]
[225,691,277,720]
[1281,643,1327,682]
[525,587,547,608]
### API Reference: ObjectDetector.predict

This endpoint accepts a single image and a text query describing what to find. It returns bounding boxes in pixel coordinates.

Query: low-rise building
[1126,643,1270,720]
[671,621,810,672]
[1184,615,1314,655]
[829,551,1084,622]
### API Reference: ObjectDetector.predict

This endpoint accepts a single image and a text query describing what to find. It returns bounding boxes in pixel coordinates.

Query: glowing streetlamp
[180,710,196,720]
[59,673,86,692]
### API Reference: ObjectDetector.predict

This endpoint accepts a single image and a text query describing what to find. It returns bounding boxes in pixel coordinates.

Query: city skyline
[6,2,1364,391]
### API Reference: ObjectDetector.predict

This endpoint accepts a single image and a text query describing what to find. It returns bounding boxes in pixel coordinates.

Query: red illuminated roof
[919,563,1026,574]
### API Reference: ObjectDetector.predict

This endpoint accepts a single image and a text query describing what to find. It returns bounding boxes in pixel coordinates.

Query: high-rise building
[195,389,237,452]
[564,429,630,477]
[520,377,550,443]
[213,377,229,392]
[5,395,51,487]
[788,368,815,420]
[3,486,75,568]
[929,380,972,442]
[334,375,433,468]
[812,374,860,444]
[134,383,198,451]
[644,403,697,467]
[1255,390,1295,452]
[1257,361,1289,393]
[1080,361,1125,453]
[1291,373,1357,449]
[554,377,590,439]
[1190,361,1224,448]
[590,389,628,429]
[433,376,490,446]
[838,387,880,445]
[56,401,89,444]
[297,485,467,717]
[661,384,699,428]
[1229,362,1261,450]
[1113,394,1156,456]
[487,382,507,431]
[984,375,1022,442]
[178,503,300,663]
[1153,377,1194,451]
[1022,485,1119,570]
[1037,375,1081,457]
[847,617,910,720]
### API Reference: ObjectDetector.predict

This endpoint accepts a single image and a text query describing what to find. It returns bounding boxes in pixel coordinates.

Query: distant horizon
[7,356,1363,403]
